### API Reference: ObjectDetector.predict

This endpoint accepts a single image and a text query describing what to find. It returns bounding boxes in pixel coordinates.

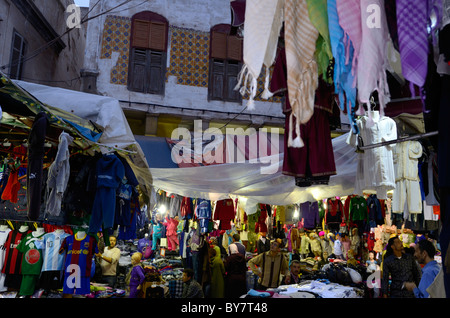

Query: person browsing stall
[248,238,289,290]
[404,239,441,298]
[96,235,121,288]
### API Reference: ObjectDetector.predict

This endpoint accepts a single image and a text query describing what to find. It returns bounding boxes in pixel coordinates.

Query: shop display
[0,0,447,300]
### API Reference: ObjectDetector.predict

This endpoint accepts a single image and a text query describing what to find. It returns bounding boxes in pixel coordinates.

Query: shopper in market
[228,233,246,256]
[381,236,421,298]
[224,244,247,298]
[282,259,301,285]
[209,247,225,297]
[248,238,289,290]
[181,268,204,298]
[96,235,121,288]
[404,239,441,298]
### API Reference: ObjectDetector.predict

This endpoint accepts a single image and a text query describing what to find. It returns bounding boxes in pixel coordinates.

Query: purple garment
[396,0,429,93]
[129,265,145,298]
[300,201,319,229]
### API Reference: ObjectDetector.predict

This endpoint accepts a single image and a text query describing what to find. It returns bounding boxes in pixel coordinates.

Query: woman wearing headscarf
[224,244,248,298]
[209,247,225,298]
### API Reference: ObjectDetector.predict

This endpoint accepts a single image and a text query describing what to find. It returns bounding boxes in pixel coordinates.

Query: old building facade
[80,0,285,138]
[0,0,87,90]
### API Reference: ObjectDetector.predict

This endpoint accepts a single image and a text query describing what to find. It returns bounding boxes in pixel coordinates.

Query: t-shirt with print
[60,232,97,277]
[16,232,45,275]
[0,228,12,291]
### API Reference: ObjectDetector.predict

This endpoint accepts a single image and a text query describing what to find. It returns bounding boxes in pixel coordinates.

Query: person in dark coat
[224,244,248,298]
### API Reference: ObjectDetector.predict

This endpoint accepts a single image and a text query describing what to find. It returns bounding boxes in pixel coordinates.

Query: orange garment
[433,205,440,216]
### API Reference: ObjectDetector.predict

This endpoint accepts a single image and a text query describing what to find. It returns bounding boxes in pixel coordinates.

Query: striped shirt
[248,251,289,288]
[42,231,70,272]
[60,233,97,277]
[1,230,30,275]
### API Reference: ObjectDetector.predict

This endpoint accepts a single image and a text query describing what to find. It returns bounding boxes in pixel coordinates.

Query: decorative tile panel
[99,15,280,102]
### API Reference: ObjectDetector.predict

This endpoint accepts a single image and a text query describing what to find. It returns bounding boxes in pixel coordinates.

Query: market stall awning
[0,73,102,143]
[0,74,153,195]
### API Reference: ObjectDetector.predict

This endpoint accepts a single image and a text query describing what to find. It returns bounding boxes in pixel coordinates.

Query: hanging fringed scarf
[327,0,359,134]
[284,0,319,148]
[234,0,284,110]
[336,0,364,116]
[357,0,391,126]
[305,0,333,83]
[396,0,433,112]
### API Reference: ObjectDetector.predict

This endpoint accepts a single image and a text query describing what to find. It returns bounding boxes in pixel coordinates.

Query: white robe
[346,112,397,199]
[392,140,423,214]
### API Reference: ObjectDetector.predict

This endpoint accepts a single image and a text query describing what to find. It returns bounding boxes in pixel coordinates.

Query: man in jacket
[405,239,441,298]
[248,238,289,290]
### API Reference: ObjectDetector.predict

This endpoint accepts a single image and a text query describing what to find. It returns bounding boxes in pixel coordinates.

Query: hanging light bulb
[293,205,299,219]
[158,205,167,214]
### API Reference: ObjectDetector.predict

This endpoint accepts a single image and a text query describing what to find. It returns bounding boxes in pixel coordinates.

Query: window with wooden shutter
[208,25,243,103]
[128,12,168,95]
[226,36,242,61]
[9,31,26,80]
[149,21,166,51]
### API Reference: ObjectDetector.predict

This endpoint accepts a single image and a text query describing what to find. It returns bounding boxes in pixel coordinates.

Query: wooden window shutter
[209,60,225,99]
[128,48,148,92]
[132,19,151,49]
[226,35,242,61]
[149,21,167,51]
[210,31,227,60]
[225,61,241,101]
[148,51,165,94]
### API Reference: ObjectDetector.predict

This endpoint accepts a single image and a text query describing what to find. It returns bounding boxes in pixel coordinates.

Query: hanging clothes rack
[358,131,439,151]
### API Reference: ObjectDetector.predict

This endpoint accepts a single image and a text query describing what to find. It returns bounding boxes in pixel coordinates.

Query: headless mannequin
[76,231,86,240]
[19,225,29,233]
[33,227,45,237]
[0,225,9,231]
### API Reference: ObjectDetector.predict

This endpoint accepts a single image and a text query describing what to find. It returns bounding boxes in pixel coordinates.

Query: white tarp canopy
[149,132,358,207]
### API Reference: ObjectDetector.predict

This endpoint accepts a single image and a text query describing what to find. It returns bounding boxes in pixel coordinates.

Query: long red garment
[1,169,20,203]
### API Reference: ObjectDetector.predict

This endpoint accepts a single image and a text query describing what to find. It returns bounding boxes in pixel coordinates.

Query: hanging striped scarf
[305,0,333,83]
[235,0,284,110]
[284,0,319,148]
[336,0,362,80]
[327,0,358,134]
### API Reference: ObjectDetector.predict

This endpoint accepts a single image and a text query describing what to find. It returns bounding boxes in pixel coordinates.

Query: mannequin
[19,225,29,233]
[350,227,361,257]
[33,227,45,237]
[0,225,9,231]
[152,213,164,251]
[290,226,300,252]
[257,232,270,254]
[366,251,379,273]
[309,233,322,258]
[127,252,145,298]
[76,231,86,240]
[299,230,310,259]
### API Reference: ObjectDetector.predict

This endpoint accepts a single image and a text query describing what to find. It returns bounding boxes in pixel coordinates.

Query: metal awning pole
[359,131,439,150]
